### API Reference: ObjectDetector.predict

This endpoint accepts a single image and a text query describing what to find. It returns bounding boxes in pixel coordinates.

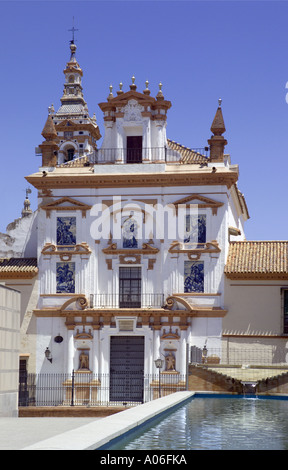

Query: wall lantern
[154,358,164,369]
[45,347,53,363]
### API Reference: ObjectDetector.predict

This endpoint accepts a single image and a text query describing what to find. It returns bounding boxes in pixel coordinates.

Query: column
[153,329,161,373]
[92,329,99,375]
[67,329,75,375]
[180,329,187,376]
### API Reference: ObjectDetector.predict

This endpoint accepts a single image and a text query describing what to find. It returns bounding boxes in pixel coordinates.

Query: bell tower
[37,36,101,167]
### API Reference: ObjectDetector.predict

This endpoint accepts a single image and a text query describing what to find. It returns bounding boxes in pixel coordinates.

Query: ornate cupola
[98,77,171,164]
[45,40,101,165]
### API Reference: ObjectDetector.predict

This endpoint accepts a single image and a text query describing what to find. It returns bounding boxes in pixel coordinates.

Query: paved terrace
[0,392,193,450]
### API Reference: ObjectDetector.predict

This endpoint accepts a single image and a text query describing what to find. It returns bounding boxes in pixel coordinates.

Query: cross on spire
[68,17,79,43]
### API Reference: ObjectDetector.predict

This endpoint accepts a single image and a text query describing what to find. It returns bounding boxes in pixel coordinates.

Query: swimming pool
[105,395,288,450]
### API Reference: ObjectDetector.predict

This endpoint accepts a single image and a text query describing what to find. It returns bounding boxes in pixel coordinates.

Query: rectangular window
[57,217,76,245]
[184,214,206,245]
[119,267,141,308]
[184,260,204,293]
[284,290,288,334]
[56,262,75,293]
[127,136,142,163]
[64,131,73,138]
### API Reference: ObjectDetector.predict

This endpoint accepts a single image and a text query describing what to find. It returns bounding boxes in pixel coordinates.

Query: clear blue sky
[1,0,288,241]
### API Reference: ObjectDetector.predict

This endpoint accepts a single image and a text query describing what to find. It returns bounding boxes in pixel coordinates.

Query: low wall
[188,365,242,394]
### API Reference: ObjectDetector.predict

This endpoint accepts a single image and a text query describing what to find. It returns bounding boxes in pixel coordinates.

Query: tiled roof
[56,104,85,115]
[225,241,288,279]
[167,139,208,164]
[0,258,38,278]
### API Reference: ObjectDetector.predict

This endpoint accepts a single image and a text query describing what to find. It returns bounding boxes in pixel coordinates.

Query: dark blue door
[110,336,144,403]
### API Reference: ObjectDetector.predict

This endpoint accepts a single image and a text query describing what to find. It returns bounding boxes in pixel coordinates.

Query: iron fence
[18,371,186,408]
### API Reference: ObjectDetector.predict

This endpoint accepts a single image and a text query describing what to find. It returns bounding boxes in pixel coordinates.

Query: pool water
[107,396,288,450]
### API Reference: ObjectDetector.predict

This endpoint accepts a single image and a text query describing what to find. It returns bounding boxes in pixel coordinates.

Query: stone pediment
[41,197,92,218]
[99,89,171,115]
[173,194,224,215]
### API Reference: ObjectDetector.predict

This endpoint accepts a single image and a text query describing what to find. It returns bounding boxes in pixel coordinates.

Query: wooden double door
[110,336,145,403]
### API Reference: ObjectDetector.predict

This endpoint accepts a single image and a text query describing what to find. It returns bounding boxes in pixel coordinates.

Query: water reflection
[110,397,288,450]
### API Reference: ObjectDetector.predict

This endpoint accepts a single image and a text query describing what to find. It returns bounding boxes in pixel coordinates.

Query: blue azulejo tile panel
[184,214,206,244]
[56,262,75,293]
[57,217,76,245]
[122,216,138,248]
[184,260,204,293]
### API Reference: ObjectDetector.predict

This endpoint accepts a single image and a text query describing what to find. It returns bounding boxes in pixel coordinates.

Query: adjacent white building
[0,284,21,416]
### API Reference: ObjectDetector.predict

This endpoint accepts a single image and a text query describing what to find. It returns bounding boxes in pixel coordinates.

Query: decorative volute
[208,99,227,162]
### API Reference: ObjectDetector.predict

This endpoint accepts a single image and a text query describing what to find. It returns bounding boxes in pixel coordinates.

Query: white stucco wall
[35,179,238,374]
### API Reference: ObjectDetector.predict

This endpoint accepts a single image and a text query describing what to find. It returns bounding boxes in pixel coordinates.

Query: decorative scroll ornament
[123,99,144,122]
[42,242,91,261]
[168,240,220,260]
[102,241,159,255]
[60,295,88,312]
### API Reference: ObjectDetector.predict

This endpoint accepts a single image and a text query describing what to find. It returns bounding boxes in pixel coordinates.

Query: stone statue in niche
[165,351,176,371]
[78,350,89,370]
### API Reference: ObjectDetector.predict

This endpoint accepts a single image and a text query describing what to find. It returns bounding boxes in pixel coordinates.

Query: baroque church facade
[26,40,248,382]
[1,39,288,404]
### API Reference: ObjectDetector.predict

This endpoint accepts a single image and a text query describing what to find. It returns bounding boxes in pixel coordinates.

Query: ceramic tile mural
[57,217,76,245]
[184,214,206,244]
[56,262,75,293]
[184,260,204,293]
[122,216,138,248]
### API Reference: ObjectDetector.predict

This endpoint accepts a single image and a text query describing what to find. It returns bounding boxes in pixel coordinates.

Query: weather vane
[68,17,79,43]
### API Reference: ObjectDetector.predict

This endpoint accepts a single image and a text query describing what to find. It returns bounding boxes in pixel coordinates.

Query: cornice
[225,272,288,280]
[26,168,238,190]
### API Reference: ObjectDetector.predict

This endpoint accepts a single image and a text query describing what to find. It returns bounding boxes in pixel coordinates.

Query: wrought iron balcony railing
[91,147,208,164]
[90,293,165,309]
[57,146,209,167]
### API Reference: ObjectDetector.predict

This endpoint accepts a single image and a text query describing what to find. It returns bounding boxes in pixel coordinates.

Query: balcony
[89,293,164,309]
[91,146,208,164]
[57,144,209,168]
